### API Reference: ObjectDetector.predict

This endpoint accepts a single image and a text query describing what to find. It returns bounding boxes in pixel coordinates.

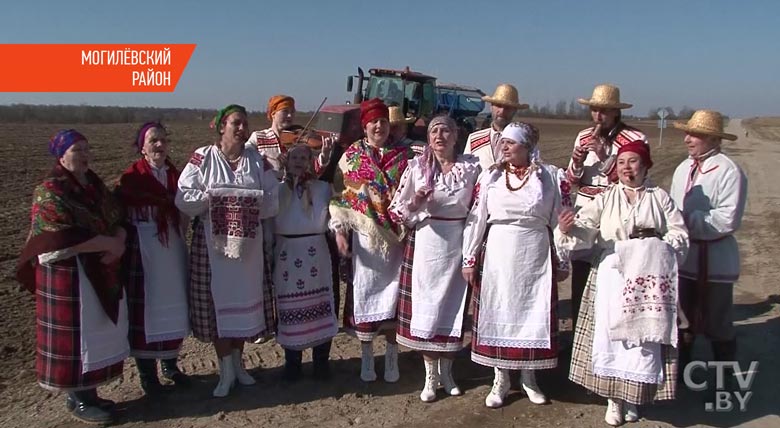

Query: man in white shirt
[565,84,647,333]
[464,84,528,171]
[669,110,747,377]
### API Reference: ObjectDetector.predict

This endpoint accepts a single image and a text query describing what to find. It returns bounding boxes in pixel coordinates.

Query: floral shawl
[330,139,414,255]
[16,163,125,323]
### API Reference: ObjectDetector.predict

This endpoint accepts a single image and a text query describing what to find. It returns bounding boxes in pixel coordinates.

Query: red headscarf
[267,95,295,121]
[617,140,653,169]
[360,98,389,128]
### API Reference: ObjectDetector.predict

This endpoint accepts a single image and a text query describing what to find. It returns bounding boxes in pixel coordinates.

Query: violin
[277,97,339,150]
[279,127,338,150]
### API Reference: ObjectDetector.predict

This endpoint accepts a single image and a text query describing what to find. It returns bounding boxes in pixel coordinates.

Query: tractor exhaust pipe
[353,67,365,104]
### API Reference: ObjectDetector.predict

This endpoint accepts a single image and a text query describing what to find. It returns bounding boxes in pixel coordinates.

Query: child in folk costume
[271,143,339,381]
[116,122,191,395]
[330,98,415,383]
[388,115,480,402]
[557,141,689,426]
[461,122,571,408]
[175,105,279,397]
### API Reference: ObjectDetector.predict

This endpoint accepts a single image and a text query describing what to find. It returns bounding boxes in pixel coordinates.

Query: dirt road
[0,119,777,428]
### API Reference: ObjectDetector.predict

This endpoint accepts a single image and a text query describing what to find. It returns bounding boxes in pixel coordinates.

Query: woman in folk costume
[271,143,339,381]
[116,122,190,395]
[175,105,279,397]
[388,115,480,402]
[556,141,689,426]
[16,130,130,424]
[461,122,571,408]
[330,98,415,382]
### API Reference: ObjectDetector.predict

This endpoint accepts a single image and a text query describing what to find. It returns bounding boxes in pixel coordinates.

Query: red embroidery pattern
[470,134,491,151]
[471,182,481,207]
[210,195,260,239]
[189,152,204,166]
[559,180,572,208]
[463,255,477,268]
[622,274,676,314]
[578,185,607,197]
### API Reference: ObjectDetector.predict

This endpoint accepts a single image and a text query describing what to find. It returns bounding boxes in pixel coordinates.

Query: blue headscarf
[48,129,87,158]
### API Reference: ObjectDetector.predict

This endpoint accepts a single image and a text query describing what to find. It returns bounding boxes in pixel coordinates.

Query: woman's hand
[558,208,576,235]
[335,231,351,258]
[320,133,337,162]
[100,233,126,264]
[461,267,477,287]
[407,186,432,212]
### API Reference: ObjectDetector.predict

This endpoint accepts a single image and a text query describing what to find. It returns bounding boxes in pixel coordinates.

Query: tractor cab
[347,67,437,123]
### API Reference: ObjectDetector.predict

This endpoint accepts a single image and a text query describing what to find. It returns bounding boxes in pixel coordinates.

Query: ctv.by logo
[683,361,759,412]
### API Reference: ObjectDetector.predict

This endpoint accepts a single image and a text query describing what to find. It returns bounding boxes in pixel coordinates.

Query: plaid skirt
[396,229,466,352]
[569,264,677,404]
[124,228,184,359]
[35,259,124,391]
[189,219,275,342]
[471,234,559,370]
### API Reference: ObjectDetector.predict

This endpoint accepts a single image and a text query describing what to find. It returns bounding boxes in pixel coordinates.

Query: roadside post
[657,108,668,146]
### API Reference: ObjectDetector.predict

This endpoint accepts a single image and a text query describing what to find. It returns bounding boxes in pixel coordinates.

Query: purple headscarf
[134,121,165,153]
[48,129,87,158]
[420,115,458,189]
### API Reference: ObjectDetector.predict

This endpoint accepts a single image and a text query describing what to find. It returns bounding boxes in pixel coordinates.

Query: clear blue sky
[2,0,778,118]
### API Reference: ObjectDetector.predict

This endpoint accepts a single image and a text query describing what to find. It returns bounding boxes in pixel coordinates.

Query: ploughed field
[0,118,704,428]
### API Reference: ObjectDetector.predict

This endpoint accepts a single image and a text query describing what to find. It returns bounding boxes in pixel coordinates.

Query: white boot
[438,358,462,396]
[605,399,624,426]
[384,342,400,383]
[420,359,439,402]
[624,401,639,422]
[520,369,547,404]
[484,367,510,408]
[231,349,256,386]
[213,355,236,398]
[360,341,377,382]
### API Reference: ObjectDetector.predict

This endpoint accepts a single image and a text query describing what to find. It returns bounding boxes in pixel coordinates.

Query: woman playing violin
[246,94,335,179]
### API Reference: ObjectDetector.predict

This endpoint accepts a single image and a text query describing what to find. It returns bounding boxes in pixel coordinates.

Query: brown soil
[0,119,777,427]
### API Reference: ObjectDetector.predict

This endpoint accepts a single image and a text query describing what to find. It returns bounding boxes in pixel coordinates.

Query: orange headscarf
[267,95,295,121]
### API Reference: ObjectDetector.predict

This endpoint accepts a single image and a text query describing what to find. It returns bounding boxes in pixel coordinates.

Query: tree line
[0,102,705,124]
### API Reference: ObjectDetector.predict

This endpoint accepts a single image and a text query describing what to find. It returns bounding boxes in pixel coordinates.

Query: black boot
[161,358,192,388]
[136,358,171,395]
[312,341,333,381]
[67,389,113,424]
[677,330,696,384]
[283,349,303,382]
[65,389,115,412]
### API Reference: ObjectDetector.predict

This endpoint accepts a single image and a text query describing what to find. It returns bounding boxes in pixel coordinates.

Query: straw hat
[577,84,633,109]
[673,110,737,141]
[388,106,416,124]
[482,84,529,109]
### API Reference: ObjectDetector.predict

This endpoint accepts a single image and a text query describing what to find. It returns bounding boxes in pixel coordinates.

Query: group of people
[16,83,747,426]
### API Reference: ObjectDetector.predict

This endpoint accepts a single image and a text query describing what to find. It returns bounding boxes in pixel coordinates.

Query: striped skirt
[189,219,275,342]
[35,259,124,391]
[569,265,677,404]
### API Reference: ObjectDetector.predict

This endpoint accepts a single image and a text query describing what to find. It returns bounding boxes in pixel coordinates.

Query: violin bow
[295,97,328,145]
